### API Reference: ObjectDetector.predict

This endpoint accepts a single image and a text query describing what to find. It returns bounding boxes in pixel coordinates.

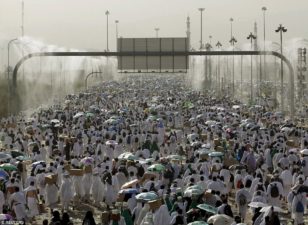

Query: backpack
[238,193,247,206]
[270,184,279,198]
[224,204,233,217]
[296,195,304,213]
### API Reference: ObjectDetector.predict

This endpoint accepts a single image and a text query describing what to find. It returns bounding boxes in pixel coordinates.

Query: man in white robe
[24,181,39,219]
[45,182,58,212]
[235,184,251,222]
[59,173,73,212]
[290,191,306,225]
[9,187,27,221]
[91,172,104,206]
[279,167,293,198]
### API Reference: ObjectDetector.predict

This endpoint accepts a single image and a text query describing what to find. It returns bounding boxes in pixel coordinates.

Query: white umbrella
[300,149,308,155]
[248,202,268,208]
[260,206,284,213]
[207,214,234,225]
[50,119,60,124]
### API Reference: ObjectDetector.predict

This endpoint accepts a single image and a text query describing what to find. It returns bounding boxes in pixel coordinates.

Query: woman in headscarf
[82,211,96,225]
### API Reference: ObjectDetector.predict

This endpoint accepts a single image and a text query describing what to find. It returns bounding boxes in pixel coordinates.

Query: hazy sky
[0,0,308,51]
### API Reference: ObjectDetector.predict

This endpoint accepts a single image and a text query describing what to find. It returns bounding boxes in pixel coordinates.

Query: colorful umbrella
[81,157,94,165]
[135,192,158,202]
[0,163,17,171]
[119,188,139,195]
[147,164,165,173]
[0,213,13,221]
[197,204,218,214]
[0,169,9,180]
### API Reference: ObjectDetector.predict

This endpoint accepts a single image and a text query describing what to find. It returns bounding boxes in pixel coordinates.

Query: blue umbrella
[119,189,139,195]
[135,192,158,202]
[0,170,9,180]
[31,161,46,168]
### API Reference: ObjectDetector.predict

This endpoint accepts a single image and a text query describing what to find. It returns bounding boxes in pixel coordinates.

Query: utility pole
[275,24,287,111]
[198,8,205,50]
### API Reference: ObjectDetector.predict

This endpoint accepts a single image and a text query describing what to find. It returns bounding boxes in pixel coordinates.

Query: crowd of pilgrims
[0,75,308,225]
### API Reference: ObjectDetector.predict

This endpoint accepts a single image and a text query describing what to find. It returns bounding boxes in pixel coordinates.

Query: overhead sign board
[117,37,188,73]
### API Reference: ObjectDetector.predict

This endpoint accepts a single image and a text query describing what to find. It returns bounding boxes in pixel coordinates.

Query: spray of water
[0,36,118,116]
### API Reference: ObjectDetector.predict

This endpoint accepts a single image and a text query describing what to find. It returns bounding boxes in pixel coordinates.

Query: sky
[0,0,308,51]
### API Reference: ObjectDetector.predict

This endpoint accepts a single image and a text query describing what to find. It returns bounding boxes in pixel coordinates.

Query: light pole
[115,20,119,40]
[7,38,18,116]
[155,28,160,38]
[230,36,237,96]
[230,18,234,39]
[198,8,205,50]
[216,41,222,93]
[105,10,110,52]
[247,32,256,104]
[262,7,267,82]
[275,24,287,111]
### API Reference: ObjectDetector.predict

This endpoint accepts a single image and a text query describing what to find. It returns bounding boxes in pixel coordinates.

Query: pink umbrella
[0,213,13,221]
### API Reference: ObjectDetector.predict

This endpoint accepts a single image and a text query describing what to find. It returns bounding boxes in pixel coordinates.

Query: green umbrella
[184,185,204,197]
[147,115,158,121]
[188,222,209,225]
[118,153,137,161]
[0,163,17,171]
[10,150,25,158]
[15,156,31,161]
[147,164,165,173]
[167,155,186,161]
[86,112,95,118]
[208,152,224,158]
[197,204,218,214]
[135,192,158,202]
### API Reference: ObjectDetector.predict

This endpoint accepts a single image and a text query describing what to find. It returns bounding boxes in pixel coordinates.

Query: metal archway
[11,50,295,117]
[85,71,103,90]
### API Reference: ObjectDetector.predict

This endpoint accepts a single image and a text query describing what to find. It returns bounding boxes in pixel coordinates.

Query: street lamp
[230,36,237,96]
[115,20,119,40]
[198,8,205,50]
[247,32,256,104]
[7,38,18,116]
[275,24,287,111]
[262,7,267,81]
[216,41,222,93]
[105,10,110,52]
[155,28,160,38]
[230,18,234,39]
